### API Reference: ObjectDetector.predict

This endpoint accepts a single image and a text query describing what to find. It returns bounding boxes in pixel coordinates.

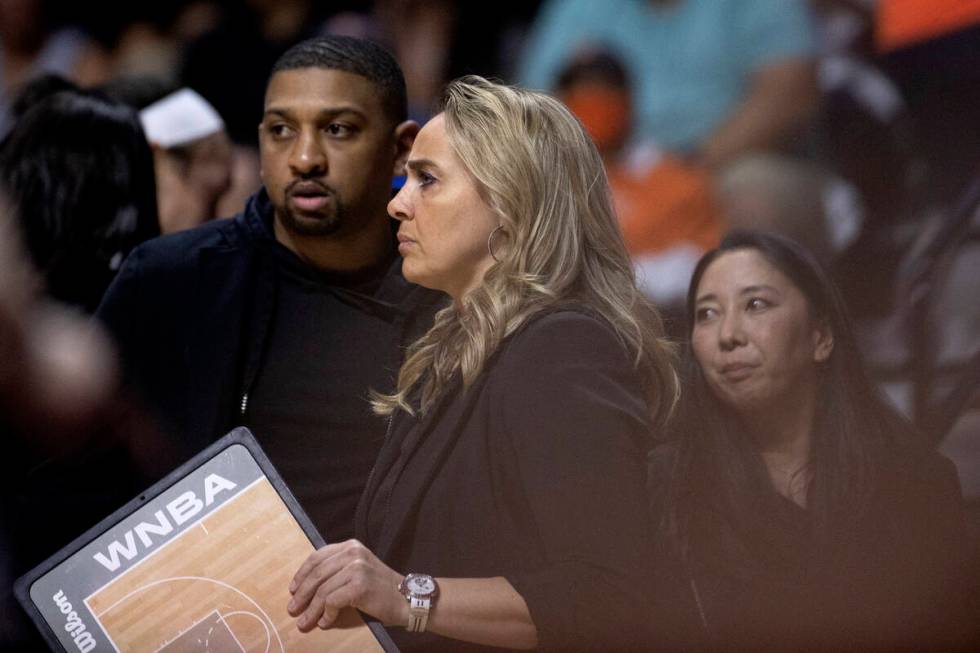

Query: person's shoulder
[126,212,253,272]
[507,307,621,354]
[876,437,964,510]
[495,307,635,380]
[520,306,615,336]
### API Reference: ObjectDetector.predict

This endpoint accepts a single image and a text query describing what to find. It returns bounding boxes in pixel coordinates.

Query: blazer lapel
[373,376,486,560]
[355,408,415,543]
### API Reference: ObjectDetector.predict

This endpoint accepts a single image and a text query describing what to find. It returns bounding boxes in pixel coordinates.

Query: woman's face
[387,114,498,301]
[690,249,833,415]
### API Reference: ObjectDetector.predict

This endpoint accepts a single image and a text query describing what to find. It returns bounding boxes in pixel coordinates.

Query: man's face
[259,68,399,240]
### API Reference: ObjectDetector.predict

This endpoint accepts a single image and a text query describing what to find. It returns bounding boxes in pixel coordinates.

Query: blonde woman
[287,76,677,652]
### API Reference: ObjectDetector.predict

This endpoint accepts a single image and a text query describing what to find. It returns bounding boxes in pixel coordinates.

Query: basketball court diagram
[18,431,391,653]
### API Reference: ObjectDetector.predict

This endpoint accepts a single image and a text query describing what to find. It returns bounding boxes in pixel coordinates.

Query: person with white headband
[139,87,232,234]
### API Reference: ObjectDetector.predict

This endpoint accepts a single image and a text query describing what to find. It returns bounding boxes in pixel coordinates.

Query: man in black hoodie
[97,35,440,544]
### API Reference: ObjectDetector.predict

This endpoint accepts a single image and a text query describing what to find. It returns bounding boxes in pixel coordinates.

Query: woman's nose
[718,312,746,350]
[388,186,412,221]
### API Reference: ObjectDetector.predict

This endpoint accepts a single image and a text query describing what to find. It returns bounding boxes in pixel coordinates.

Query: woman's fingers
[289,552,346,617]
[289,539,398,629]
[306,581,362,631]
[290,540,346,593]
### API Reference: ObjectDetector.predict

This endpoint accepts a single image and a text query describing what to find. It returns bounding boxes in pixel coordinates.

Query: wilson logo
[53,590,96,652]
[93,474,237,572]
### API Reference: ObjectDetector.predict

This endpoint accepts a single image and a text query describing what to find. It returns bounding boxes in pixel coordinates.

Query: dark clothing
[181,12,307,147]
[357,310,659,652]
[1,399,163,652]
[648,442,973,651]
[96,190,443,540]
[246,244,404,541]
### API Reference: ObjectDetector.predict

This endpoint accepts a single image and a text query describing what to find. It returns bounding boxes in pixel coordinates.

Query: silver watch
[398,573,439,633]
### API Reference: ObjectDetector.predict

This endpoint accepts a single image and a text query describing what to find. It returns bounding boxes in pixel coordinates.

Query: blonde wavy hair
[374,76,678,424]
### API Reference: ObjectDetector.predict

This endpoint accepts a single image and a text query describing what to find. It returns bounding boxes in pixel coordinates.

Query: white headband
[139,88,225,149]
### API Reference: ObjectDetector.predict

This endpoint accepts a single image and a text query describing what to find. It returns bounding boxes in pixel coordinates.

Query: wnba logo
[93,473,237,572]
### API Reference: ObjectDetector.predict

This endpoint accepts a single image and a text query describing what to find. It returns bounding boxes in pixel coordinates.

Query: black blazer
[357,310,660,652]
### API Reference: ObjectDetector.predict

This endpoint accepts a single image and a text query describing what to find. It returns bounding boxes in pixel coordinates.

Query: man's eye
[326,123,353,137]
[747,297,770,311]
[267,123,292,138]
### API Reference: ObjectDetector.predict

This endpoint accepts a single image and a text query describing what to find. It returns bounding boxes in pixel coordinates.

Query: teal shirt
[519,0,815,152]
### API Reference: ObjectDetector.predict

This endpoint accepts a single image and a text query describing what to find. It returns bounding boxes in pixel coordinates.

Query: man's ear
[392,120,419,176]
[812,320,834,363]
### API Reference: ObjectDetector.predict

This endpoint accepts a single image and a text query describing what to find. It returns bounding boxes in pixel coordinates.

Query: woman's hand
[287,539,407,632]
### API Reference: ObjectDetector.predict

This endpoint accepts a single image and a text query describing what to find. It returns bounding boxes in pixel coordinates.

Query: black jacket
[648,442,975,651]
[357,310,660,652]
[96,190,443,478]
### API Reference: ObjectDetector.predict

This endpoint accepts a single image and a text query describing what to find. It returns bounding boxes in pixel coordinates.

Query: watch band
[407,596,431,632]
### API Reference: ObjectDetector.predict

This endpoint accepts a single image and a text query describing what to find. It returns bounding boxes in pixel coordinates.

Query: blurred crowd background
[1,0,979,611]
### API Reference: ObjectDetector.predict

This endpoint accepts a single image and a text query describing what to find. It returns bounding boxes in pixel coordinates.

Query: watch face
[407,575,435,595]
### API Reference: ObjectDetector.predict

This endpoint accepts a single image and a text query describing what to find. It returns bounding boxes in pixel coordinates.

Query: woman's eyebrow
[737,284,780,296]
[695,293,718,305]
[406,158,440,173]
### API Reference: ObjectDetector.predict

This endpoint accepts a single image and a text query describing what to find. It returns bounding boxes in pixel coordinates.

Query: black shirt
[648,442,973,651]
[245,242,404,543]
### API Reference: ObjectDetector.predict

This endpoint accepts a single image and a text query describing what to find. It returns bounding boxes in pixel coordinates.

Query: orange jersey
[609,154,722,257]
[876,0,980,51]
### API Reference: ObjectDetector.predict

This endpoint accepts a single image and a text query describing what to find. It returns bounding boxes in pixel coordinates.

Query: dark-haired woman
[0,78,158,312]
[651,230,971,650]
[0,83,162,650]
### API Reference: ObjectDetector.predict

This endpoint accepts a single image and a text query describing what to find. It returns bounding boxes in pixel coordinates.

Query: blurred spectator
[717,155,843,266]
[0,0,110,137]
[876,0,980,53]
[0,77,158,312]
[520,0,844,293]
[876,0,980,204]
[181,0,317,148]
[107,1,222,84]
[104,78,233,234]
[0,190,110,652]
[519,0,819,170]
[810,0,909,237]
[0,190,164,652]
[809,1,980,320]
[139,87,232,233]
[556,50,722,311]
[320,1,457,125]
[0,192,118,453]
[374,0,455,120]
[449,2,542,86]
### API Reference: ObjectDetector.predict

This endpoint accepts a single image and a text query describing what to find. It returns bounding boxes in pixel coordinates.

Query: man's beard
[277,200,346,237]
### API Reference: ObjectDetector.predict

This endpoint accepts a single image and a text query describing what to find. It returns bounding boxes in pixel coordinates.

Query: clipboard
[14,427,399,653]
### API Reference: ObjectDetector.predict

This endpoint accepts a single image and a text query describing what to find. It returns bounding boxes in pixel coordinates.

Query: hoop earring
[487,225,504,263]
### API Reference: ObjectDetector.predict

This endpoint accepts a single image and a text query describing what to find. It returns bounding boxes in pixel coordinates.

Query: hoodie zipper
[237,249,277,423]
